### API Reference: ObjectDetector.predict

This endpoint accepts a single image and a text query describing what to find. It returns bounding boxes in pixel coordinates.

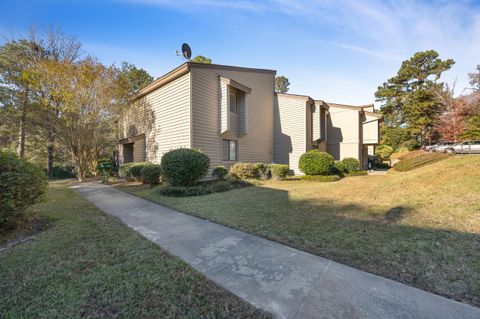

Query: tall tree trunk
[16,89,28,158]
[47,131,55,178]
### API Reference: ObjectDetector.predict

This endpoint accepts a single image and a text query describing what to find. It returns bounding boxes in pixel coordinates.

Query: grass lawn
[119,155,480,307]
[0,181,270,318]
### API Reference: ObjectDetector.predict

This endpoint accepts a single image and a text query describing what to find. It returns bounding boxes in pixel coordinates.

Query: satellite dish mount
[176,43,192,61]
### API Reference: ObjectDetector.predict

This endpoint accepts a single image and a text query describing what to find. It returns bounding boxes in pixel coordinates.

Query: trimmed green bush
[345,170,368,177]
[127,162,149,182]
[298,150,334,175]
[156,179,252,197]
[341,157,360,173]
[300,175,341,182]
[375,145,393,161]
[253,163,270,179]
[161,148,210,186]
[333,160,345,174]
[229,162,258,179]
[269,164,289,180]
[212,166,228,180]
[141,164,162,185]
[1,151,48,228]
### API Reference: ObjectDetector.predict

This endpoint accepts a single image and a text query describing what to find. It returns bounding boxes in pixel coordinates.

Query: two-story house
[118,62,380,174]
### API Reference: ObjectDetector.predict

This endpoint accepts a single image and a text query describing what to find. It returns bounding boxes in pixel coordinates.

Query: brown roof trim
[188,62,276,74]
[134,63,190,100]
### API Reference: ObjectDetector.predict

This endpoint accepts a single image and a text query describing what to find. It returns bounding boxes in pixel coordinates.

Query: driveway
[74,182,480,319]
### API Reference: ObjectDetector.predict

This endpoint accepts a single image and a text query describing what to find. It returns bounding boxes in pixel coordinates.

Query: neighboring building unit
[118,62,380,174]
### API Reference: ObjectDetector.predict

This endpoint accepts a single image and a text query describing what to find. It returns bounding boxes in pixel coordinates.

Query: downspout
[324,110,329,143]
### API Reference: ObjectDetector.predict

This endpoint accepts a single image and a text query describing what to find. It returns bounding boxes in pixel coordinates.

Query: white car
[432,142,455,153]
[445,140,480,154]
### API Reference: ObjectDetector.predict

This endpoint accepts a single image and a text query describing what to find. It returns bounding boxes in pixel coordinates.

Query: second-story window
[230,92,237,114]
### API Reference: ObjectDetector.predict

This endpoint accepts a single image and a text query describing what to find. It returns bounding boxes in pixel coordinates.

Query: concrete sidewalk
[74,182,480,319]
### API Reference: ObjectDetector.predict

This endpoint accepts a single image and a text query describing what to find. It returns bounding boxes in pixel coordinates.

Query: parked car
[424,144,439,152]
[431,142,455,153]
[445,140,480,154]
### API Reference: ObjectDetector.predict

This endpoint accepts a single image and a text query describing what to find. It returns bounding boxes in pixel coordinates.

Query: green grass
[0,181,270,319]
[119,156,480,307]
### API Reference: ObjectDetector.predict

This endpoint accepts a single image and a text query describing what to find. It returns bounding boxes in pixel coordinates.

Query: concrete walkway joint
[74,182,480,319]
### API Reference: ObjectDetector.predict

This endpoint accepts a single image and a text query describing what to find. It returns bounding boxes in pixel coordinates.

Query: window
[229,92,237,114]
[222,139,237,161]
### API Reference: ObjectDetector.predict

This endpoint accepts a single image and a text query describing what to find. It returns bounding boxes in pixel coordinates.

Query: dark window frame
[222,139,237,161]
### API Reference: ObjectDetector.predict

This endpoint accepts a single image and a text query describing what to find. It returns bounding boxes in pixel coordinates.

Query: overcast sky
[1,0,479,106]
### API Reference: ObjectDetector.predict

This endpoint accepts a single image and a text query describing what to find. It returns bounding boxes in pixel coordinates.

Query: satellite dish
[182,43,192,60]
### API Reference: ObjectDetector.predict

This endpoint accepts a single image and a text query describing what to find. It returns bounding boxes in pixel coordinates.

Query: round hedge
[212,166,228,180]
[141,164,162,185]
[0,151,47,228]
[161,148,210,186]
[341,157,360,172]
[298,150,334,175]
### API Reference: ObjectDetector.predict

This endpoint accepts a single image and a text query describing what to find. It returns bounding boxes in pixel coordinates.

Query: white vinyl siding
[118,72,191,164]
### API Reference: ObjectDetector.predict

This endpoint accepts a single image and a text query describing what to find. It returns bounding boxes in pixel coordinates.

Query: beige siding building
[118,62,380,174]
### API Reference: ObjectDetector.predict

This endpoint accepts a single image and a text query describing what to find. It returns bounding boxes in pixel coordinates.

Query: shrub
[161,148,210,186]
[212,166,228,180]
[253,163,270,179]
[156,179,252,197]
[96,157,114,175]
[345,170,368,177]
[49,165,76,179]
[229,162,258,179]
[300,175,341,182]
[127,162,148,182]
[401,139,421,151]
[269,164,289,180]
[375,145,393,161]
[298,150,334,175]
[332,160,346,176]
[341,157,360,173]
[141,164,162,185]
[0,152,48,229]
[118,163,133,178]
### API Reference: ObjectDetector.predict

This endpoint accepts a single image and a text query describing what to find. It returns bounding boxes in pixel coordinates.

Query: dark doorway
[123,143,134,163]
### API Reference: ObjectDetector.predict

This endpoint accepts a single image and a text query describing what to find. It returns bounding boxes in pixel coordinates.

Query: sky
[1,0,479,106]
